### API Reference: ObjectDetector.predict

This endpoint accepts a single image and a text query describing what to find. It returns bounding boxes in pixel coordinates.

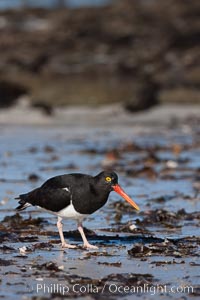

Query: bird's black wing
[16,187,71,212]
[41,173,93,189]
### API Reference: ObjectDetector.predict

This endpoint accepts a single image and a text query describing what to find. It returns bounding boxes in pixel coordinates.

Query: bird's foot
[61,243,77,249]
[83,243,98,250]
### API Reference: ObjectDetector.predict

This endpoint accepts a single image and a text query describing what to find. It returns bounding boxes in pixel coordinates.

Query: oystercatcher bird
[15,171,139,249]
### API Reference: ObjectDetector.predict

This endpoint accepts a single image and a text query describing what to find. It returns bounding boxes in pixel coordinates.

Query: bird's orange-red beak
[112,184,140,211]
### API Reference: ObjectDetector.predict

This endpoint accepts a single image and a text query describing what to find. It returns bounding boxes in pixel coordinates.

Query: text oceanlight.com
[35,283,194,296]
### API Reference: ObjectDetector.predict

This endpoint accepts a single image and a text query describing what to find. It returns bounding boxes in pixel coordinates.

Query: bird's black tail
[15,194,31,211]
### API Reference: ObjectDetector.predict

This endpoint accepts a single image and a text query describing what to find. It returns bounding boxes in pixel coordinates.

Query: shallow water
[0,123,199,299]
[0,0,112,10]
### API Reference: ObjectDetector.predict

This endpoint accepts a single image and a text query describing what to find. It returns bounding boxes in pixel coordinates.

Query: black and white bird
[15,171,140,249]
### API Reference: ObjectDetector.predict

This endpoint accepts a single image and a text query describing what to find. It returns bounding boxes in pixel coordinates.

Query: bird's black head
[95,171,140,211]
[95,171,118,191]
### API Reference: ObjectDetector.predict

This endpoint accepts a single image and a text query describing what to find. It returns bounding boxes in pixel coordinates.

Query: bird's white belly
[58,203,88,220]
[37,203,88,221]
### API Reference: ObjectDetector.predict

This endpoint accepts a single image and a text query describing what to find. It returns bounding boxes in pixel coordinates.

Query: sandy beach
[1,101,200,127]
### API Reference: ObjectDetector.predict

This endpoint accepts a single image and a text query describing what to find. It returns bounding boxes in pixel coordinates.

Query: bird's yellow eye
[105,176,112,182]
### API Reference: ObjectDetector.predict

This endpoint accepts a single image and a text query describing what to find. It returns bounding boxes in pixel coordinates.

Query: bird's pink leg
[77,223,98,249]
[57,217,76,249]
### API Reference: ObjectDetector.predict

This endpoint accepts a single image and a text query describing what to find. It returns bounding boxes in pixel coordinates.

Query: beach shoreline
[0,102,200,127]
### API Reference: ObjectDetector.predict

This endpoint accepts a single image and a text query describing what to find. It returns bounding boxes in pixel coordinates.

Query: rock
[124,76,160,112]
[0,80,27,108]
[31,101,54,115]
